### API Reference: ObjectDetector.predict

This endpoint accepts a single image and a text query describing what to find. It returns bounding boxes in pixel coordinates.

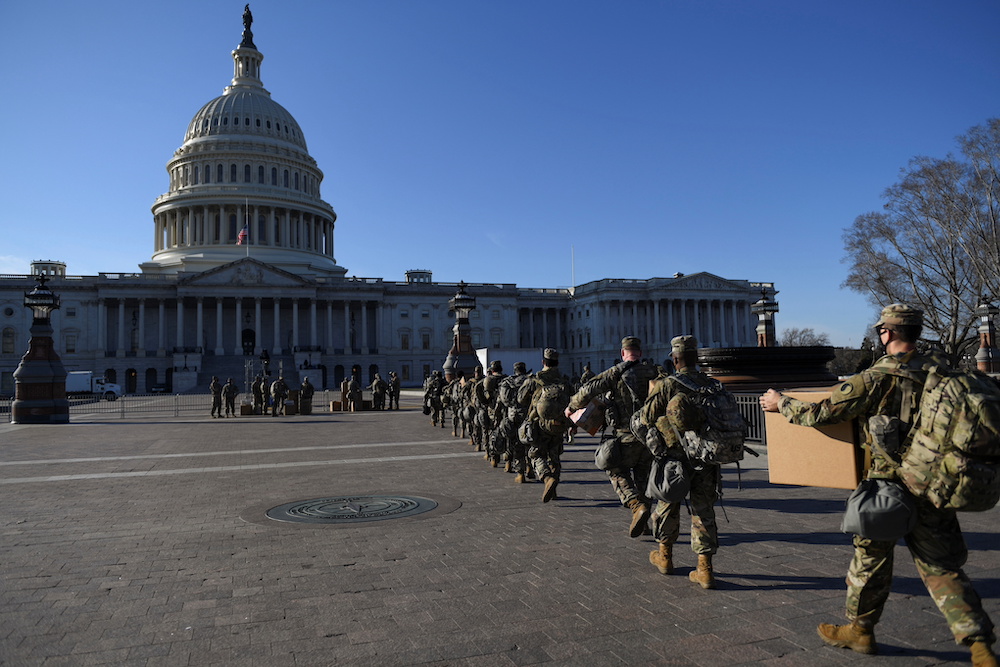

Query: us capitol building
[0,9,770,395]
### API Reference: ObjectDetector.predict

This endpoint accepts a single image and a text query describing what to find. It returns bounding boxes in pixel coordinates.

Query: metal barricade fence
[734,393,766,445]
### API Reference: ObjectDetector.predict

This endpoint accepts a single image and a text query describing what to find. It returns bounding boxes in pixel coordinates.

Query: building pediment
[179,259,310,288]
[669,272,746,292]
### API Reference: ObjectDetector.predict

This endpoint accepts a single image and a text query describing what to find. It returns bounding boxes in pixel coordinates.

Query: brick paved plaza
[1,393,997,666]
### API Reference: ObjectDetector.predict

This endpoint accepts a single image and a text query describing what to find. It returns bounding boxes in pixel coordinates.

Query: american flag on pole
[237,223,249,245]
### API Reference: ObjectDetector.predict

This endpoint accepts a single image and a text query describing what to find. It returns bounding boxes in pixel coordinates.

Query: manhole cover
[266,495,439,524]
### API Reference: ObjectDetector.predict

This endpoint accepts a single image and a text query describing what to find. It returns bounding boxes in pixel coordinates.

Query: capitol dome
[142,7,345,278]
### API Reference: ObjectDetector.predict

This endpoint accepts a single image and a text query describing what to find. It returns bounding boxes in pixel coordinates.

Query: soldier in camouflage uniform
[209,376,223,418]
[579,363,595,386]
[568,336,659,538]
[497,362,532,481]
[481,361,507,466]
[465,366,485,450]
[761,304,997,665]
[640,335,722,589]
[447,370,466,437]
[518,349,573,502]
[425,371,446,427]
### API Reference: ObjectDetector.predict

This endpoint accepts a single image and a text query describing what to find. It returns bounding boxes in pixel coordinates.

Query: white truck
[475,348,545,375]
[65,371,122,400]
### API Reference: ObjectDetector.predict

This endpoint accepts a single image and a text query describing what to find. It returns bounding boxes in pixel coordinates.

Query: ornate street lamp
[750,283,779,348]
[11,275,69,424]
[975,299,999,373]
[442,281,479,380]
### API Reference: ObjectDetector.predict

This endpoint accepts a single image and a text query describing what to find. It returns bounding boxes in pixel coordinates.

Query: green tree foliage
[842,119,1000,363]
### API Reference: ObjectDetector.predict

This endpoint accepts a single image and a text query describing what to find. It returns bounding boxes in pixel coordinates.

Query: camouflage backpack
[498,373,529,409]
[530,377,572,435]
[891,366,1000,512]
[663,374,748,465]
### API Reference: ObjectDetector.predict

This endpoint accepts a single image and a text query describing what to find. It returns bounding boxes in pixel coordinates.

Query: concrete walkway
[1,395,997,666]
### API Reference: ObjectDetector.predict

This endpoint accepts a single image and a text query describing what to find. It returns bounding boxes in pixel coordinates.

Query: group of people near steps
[421,304,997,666]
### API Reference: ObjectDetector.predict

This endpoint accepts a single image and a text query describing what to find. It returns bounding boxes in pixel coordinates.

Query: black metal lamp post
[11,275,69,424]
[751,284,779,348]
[975,299,999,373]
[443,281,479,380]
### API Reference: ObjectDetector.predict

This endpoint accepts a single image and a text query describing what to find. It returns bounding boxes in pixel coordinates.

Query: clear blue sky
[1,1,998,348]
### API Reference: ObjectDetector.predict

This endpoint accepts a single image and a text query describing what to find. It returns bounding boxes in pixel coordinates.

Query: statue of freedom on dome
[240,4,256,49]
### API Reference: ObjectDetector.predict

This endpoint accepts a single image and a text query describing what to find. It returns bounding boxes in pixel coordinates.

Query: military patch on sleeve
[831,376,866,404]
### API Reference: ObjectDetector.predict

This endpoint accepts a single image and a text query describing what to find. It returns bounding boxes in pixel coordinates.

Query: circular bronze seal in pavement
[265,495,443,525]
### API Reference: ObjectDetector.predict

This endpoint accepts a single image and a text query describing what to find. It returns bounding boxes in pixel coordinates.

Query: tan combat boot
[816,621,877,655]
[649,543,673,575]
[688,554,717,589]
[626,499,650,538]
[514,473,525,484]
[971,641,999,667]
[542,475,558,503]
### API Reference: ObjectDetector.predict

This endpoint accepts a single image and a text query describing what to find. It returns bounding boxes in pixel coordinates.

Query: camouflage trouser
[651,464,720,554]
[451,407,465,437]
[430,399,445,426]
[503,414,529,474]
[529,430,563,481]
[846,498,995,644]
[605,436,653,507]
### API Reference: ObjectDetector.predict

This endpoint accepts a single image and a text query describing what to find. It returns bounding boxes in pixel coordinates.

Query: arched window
[245,117,250,126]
[204,164,210,184]
[244,164,251,183]
[230,164,237,182]
[283,170,289,188]
[271,167,277,185]
[217,164,224,182]
[2,327,15,354]
[294,173,299,190]
[258,165,264,184]
[193,166,199,185]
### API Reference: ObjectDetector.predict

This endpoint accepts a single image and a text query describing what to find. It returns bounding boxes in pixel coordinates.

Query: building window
[271,167,277,185]
[283,170,289,187]
[65,334,77,354]
[258,166,265,184]
[66,308,76,317]
[2,328,15,354]
[471,332,481,348]
[421,311,430,319]
[193,166,199,184]
[400,310,409,319]
[204,165,210,183]
[492,310,501,319]
[230,164,237,182]
[421,333,430,350]
[244,165,251,183]
[294,173,299,190]
[217,164,224,182]
[491,332,501,347]
[400,333,409,351]
[402,365,410,381]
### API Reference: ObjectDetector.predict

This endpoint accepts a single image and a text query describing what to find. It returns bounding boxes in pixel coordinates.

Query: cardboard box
[570,398,606,436]
[765,387,863,490]
[240,404,253,416]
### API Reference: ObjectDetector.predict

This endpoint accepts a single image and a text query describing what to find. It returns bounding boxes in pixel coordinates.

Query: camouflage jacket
[569,360,659,439]
[778,349,950,476]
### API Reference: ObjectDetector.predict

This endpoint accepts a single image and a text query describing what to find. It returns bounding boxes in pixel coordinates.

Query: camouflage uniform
[270,377,289,416]
[447,372,466,437]
[209,377,223,418]
[640,363,720,555]
[222,378,239,417]
[568,340,658,510]
[369,373,387,410]
[251,375,264,415]
[777,342,995,646]
[387,372,400,410]
[464,367,485,449]
[498,363,532,478]
[518,349,573,500]
[299,377,315,415]
[425,371,445,427]
[482,362,507,465]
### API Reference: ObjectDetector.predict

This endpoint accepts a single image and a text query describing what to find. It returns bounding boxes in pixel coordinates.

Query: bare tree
[779,327,830,347]
[842,119,1000,363]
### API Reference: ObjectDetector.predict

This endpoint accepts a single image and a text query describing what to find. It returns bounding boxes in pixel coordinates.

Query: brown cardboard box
[765,387,863,490]
[240,404,253,416]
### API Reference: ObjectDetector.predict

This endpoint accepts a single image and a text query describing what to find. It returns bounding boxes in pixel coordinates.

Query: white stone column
[344,301,351,351]
[272,298,281,355]
[292,300,300,351]
[138,299,146,356]
[326,301,334,352]
[254,297,262,355]
[176,298,185,349]
[196,298,204,352]
[693,300,702,344]
[361,302,368,352]
[310,300,318,348]
[234,299,243,355]
[157,299,165,356]
[97,299,107,358]
[652,300,661,346]
[116,300,126,357]
[215,299,224,355]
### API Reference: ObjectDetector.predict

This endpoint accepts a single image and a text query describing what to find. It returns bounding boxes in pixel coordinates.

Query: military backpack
[883,363,1000,512]
[663,374,748,465]
[529,377,572,435]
